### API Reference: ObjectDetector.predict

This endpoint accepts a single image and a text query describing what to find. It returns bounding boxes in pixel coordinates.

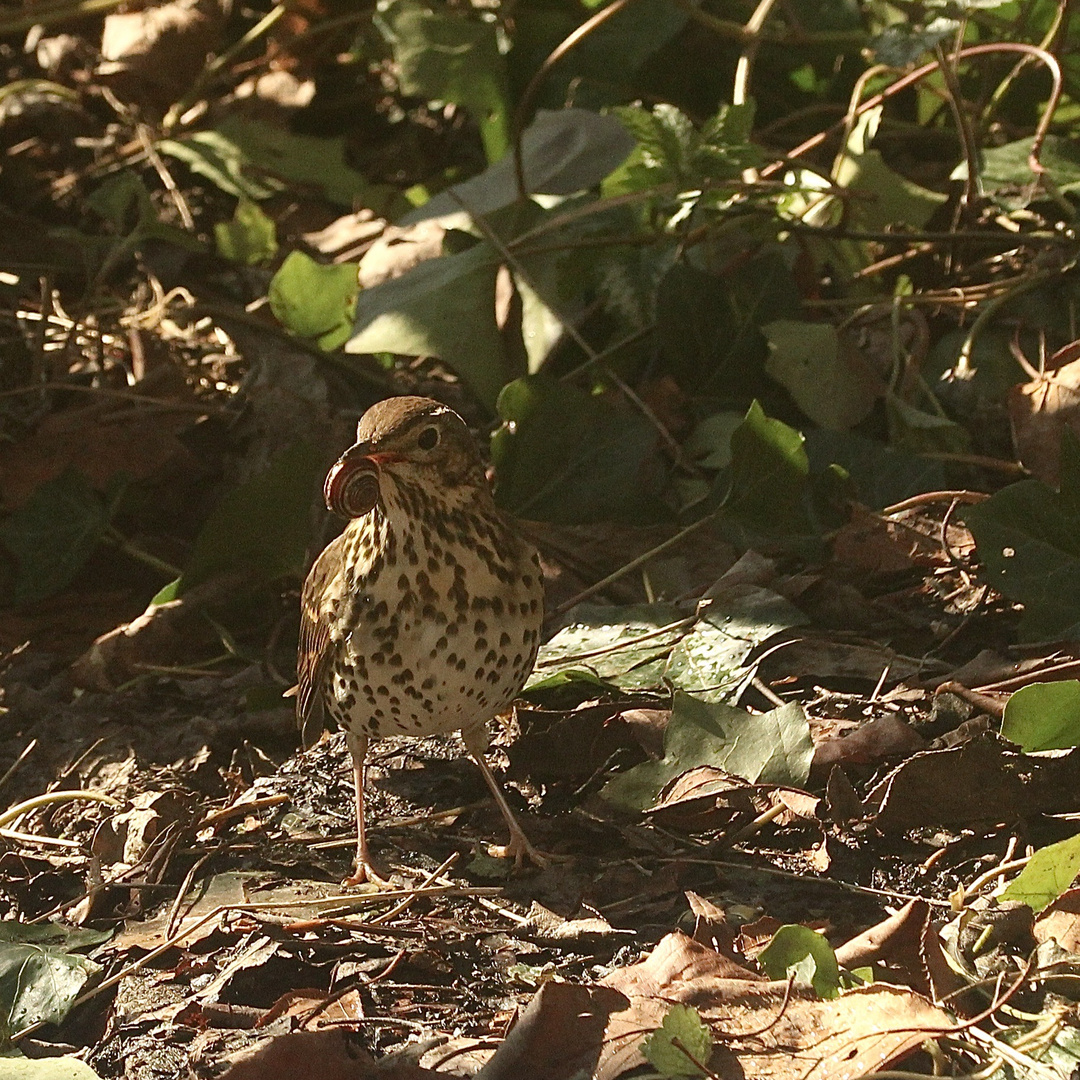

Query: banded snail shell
[324,458,380,519]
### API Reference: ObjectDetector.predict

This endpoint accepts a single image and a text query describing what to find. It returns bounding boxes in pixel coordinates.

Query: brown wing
[295,537,344,748]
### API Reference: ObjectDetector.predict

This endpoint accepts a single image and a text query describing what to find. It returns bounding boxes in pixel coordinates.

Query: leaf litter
[6,0,1080,1076]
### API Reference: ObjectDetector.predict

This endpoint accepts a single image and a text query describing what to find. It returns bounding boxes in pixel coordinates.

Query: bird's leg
[344,732,391,887]
[463,725,550,869]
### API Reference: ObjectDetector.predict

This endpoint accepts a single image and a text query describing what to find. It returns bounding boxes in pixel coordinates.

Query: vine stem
[762,42,1063,181]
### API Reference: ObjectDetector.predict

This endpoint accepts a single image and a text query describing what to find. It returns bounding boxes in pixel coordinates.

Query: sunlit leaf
[758,925,841,999]
[1002,833,1080,913]
[1002,681,1080,751]
[269,252,358,351]
[642,1003,712,1077]
[0,921,107,1036]
[601,691,812,811]
[214,198,277,266]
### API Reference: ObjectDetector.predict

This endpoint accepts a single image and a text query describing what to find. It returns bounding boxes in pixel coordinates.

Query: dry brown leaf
[830,504,926,574]
[647,767,756,832]
[1008,349,1080,485]
[811,714,927,780]
[357,221,447,289]
[99,0,228,112]
[1034,888,1080,953]
[0,403,198,512]
[217,1029,437,1080]
[595,932,953,1080]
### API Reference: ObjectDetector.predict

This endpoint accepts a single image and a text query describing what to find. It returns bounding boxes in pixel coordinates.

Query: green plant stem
[104,527,183,579]
[0,790,121,829]
[163,3,288,131]
[762,43,1063,182]
[509,0,635,201]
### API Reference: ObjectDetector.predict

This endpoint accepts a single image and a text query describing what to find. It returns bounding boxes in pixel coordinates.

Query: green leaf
[0,469,111,604]
[1001,833,1080,913]
[601,691,812,812]
[214,198,277,266]
[721,401,812,537]
[346,240,506,408]
[157,130,281,201]
[0,921,104,1036]
[179,442,324,592]
[377,0,508,163]
[835,150,947,230]
[160,119,405,211]
[758,924,841,999]
[1002,681,1080,751]
[665,586,807,701]
[492,374,664,523]
[804,430,946,510]
[973,135,1080,199]
[887,395,970,455]
[605,101,759,195]
[269,252,358,351]
[527,603,685,691]
[400,109,633,222]
[641,1003,712,1077]
[763,320,879,431]
[657,254,800,397]
[964,449,1080,641]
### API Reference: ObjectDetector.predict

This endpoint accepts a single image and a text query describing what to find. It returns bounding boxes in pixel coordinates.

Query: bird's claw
[488,828,562,870]
[343,857,394,889]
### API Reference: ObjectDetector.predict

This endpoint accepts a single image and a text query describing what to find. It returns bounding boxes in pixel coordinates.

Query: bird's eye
[417,426,440,451]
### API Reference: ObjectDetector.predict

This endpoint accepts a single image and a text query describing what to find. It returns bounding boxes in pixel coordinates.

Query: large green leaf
[601,691,812,812]
[178,442,324,593]
[964,434,1080,641]
[377,0,508,163]
[758,925,840,999]
[400,110,634,223]
[0,921,107,1036]
[269,252,358,351]
[0,470,112,604]
[527,604,684,692]
[763,320,879,431]
[159,118,404,212]
[657,254,800,396]
[721,402,812,537]
[346,240,506,408]
[804,430,946,510]
[1001,680,1080,752]
[491,374,663,523]
[1002,832,1080,913]
[835,150,947,231]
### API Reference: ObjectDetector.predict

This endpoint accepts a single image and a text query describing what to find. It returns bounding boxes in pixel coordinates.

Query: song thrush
[294,396,547,884]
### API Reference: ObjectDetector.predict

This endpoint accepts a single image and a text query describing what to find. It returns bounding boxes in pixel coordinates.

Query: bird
[293,395,548,885]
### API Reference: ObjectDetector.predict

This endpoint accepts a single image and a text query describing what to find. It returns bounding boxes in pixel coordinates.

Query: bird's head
[324,396,487,519]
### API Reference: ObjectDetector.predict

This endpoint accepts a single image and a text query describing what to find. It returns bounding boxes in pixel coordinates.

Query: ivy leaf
[641,1003,712,1077]
[0,469,112,604]
[758,924,841,999]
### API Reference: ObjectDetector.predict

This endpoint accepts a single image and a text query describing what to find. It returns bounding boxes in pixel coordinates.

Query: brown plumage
[295,396,547,884]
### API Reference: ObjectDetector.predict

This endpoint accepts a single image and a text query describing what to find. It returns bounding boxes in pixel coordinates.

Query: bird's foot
[488,826,562,870]
[343,855,394,889]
